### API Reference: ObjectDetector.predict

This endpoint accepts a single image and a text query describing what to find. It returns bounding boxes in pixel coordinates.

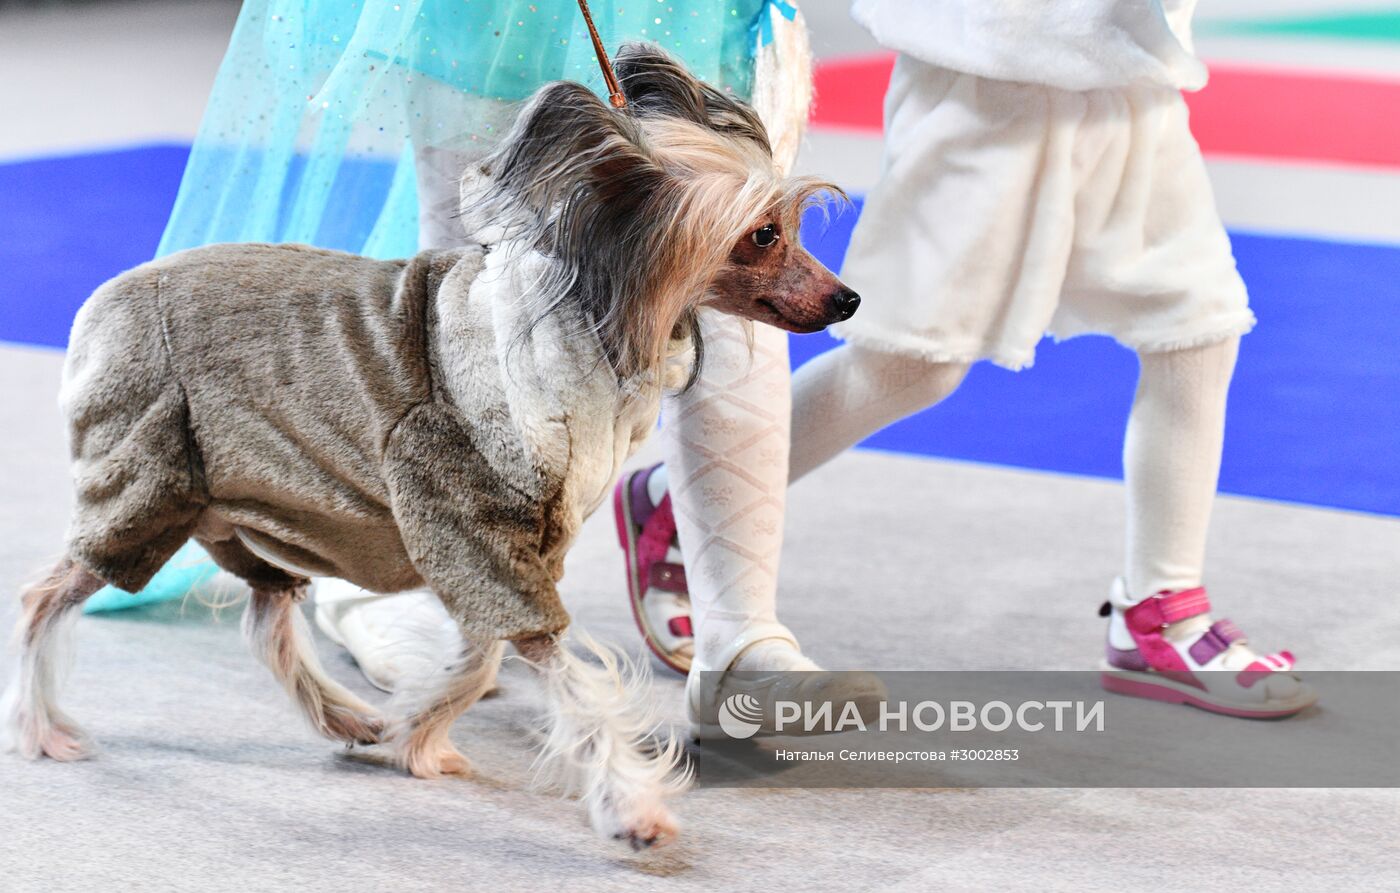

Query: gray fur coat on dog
[61,241,665,641]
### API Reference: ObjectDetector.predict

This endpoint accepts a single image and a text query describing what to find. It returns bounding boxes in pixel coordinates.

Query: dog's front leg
[385,403,685,844]
[514,633,687,850]
[384,631,504,779]
[383,404,562,779]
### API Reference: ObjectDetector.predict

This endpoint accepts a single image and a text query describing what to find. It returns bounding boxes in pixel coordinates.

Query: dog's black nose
[832,287,861,320]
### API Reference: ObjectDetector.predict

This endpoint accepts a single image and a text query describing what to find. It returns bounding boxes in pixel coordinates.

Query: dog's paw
[403,741,473,780]
[321,706,386,747]
[7,710,94,762]
[33,720,95,762]
[431,747,473,779]
[614,819,678,851]
[598,799,679,851]
[41,726,94,762]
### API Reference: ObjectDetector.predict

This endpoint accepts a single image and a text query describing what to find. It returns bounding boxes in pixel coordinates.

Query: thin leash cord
[575,0,626,108]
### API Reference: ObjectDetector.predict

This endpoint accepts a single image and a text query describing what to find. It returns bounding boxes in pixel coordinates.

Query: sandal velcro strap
[668,616,693,638]
[1237,651,1296,687]
[1124,587,1212,634]
[1187,619,1246,665]
[636,493,678,562]
[1212,618,1245,643]
[635,491,686,598]
[648,562,688,594]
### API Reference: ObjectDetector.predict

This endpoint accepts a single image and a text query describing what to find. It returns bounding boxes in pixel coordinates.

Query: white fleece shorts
[833,55,1255,370]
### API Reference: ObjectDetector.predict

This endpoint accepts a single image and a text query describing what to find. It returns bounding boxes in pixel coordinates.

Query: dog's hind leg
[385,634,504,779]
[2,558,106,761]
[515,633,688,850]
[199,537,386,746]
[242,584,387,746]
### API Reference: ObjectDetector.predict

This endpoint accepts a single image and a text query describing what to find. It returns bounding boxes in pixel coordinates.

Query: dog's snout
[831,288,861,321]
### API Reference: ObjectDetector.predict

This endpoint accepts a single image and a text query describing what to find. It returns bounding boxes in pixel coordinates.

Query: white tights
[1123,338,1239,598]
[663,333,971,671]
[791,338,1239,601]
[661,314,797,672]
[664,334,1240,671]
[788,345,969,483]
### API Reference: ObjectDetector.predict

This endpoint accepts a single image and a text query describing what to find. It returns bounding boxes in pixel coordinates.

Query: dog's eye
[751,224,780,248]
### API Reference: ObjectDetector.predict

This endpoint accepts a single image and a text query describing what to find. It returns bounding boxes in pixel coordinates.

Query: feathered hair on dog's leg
[384,635,505,779]
[470,43,816,390]
[1,557,105,761]
[242,584,386,747]
[517,631,690,850]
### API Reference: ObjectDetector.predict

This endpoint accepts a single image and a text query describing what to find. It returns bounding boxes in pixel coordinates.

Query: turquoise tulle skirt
[157,0,769,259]
[86,0,775,612]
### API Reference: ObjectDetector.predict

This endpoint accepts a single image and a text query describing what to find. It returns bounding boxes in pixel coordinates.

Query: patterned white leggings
[666,314,1239,670]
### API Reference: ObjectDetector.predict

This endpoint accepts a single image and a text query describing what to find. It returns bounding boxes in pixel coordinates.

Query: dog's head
[474,43,857,384]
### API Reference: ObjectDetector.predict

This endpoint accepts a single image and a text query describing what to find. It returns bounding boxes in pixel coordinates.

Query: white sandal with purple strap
[1100,578,1316,718]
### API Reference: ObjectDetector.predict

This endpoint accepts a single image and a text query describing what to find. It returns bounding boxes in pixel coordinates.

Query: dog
[1,44,857,848]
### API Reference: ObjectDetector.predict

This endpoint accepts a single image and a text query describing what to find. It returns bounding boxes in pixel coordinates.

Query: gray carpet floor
[3,342,1398,891]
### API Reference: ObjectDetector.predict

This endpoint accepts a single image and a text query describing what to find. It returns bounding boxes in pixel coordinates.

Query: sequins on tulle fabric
[160,0,766,259]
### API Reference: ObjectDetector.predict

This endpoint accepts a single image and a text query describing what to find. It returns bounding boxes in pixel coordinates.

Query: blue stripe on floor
[0,145,190,348]
[3,145,1396,517]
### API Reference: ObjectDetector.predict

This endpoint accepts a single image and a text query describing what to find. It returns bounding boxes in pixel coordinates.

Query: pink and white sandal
[614,464,694,675]
[1100,578,1317,718]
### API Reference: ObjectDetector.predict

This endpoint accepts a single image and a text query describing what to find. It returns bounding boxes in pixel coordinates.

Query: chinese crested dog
[2,43,856,848]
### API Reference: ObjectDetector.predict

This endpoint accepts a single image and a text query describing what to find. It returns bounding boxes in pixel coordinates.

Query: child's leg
[652,332,967,676]
[1122,338,1238,600]
[1108,337,1310,713]
[790,345,970,483]
[660,322,896,734]
[414,145,473,251]
[661,314,801,674]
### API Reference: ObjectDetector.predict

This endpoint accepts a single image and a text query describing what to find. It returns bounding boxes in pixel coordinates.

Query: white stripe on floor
[1207,156,1400,245]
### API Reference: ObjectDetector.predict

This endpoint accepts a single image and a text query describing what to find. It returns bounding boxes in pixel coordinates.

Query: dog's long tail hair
[470,43,828,389]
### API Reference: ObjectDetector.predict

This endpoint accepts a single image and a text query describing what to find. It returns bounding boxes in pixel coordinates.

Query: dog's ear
[480,79,692,381]
[481,80,653,226]
[614,43,771,154]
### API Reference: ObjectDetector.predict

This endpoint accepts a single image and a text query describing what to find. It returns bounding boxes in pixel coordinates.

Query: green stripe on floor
[1202,10,1400,42]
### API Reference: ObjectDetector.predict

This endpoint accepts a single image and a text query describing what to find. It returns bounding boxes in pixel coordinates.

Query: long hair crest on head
[612,43,771,154]
[472,44,807,389]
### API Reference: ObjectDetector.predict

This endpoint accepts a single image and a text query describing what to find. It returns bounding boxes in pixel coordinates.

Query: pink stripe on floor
[811,54,1400,169]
